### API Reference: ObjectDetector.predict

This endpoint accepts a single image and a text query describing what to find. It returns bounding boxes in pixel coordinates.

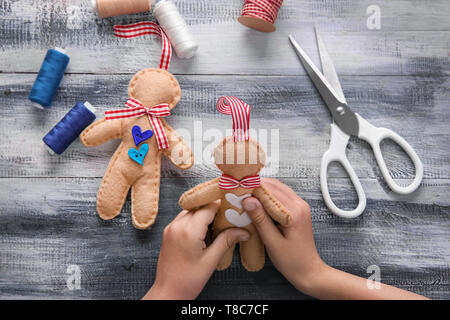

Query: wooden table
[0,0,448,299]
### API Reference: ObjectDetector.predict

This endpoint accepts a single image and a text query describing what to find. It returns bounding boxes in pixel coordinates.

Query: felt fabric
[105,99,171,149]
[81,68,193,230]
[179,136,291,271]
[214,136,266,180]
[129,69,180,109]
[178,177,222,210]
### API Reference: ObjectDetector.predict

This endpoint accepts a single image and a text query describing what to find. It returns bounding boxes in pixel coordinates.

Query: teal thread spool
[29,48,70,109]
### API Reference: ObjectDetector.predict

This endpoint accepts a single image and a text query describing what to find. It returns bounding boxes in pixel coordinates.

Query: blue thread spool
[43,101,96,155]
[29,48,70,109]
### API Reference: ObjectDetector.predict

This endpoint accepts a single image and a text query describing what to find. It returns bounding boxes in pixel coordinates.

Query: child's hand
[242,178,428,300]
[242,178,325,293]
[142,201,250,300]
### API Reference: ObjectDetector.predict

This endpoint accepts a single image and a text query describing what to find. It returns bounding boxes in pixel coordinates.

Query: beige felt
[214,137,265,180]
[97,163,130,221]
[239,223,265,271]
[179,136,291,271]
[132,171,161,229]
[178,177,222,210]
[81,118,123,147]
[253,184,292,227]
[129,68,181,110]
[81,69,193,230]
[162,119,194,170]
[212,188,266,272]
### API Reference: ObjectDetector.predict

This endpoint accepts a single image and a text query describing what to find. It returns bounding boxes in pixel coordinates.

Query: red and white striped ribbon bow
[219,174,261,190]
[113,21,172,70]
[105,98,171,150]
[242,0,283,24]
[216,96,251,142]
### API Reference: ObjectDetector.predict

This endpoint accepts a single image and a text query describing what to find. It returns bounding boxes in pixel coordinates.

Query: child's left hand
[142,201,250,300]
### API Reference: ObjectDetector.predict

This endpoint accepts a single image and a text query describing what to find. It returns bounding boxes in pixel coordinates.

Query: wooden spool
[94,0,155,18]
[238,15,276,33]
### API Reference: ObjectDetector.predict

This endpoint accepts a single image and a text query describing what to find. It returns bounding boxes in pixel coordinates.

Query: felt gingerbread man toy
[179,97,291,271]
[81,22,193,229]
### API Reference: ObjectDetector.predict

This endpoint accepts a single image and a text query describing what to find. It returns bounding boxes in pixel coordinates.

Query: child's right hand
[242,178,326,294]
[243,178,428,300]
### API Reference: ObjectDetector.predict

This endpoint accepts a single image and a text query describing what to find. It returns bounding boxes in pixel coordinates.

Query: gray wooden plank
[0,0,448,75]
[0,73,448,180]
[0,177,448,299]
[1,0,449,302]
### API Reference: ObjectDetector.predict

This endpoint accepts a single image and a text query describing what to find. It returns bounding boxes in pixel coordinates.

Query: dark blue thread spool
[43,101,96,155]
[29,48,70,109]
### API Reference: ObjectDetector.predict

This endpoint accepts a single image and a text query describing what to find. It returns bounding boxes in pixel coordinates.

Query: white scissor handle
[320,124,367,218]
[356,114,424,194]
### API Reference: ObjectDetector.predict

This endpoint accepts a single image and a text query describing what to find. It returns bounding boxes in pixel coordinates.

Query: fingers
[190,200,220,226]
[262,178,304,207]
[262,178,300,202]
[242,197,284,243]
[204,228,250,267]
[172,209,190,223]
[260,178,311,228]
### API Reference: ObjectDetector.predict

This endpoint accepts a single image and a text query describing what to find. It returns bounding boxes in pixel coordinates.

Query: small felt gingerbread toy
[179,97,291,271]
[81,23,193,229]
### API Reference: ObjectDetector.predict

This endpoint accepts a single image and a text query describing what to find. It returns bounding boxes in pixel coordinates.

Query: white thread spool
[153,0,198,59]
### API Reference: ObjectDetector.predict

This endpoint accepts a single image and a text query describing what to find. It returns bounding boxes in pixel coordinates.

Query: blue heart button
[128,144,149,166]
[132,125,153,146]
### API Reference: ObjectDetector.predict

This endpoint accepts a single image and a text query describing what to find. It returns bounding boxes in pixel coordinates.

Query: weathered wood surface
[0,178,448,299]
[0,0,449,300]
[0,0,449,75]
[0,74,448,180]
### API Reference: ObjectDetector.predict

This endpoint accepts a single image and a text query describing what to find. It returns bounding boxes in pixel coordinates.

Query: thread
[92,0,155,18]
[29,48,70,109]
[153,0,198,59]
[238,0,283,33]
[43,101,96,155]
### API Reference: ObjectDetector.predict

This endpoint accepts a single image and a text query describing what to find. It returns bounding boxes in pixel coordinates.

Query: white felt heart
[225,193,251,210]
[225,209,252,227]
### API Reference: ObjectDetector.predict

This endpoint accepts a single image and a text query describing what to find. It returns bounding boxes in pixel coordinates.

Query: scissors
[289,28,424,218]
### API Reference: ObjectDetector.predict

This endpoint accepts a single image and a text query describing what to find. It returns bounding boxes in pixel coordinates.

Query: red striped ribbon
[105,98,171,150]
[219,174,261,190]
[242,0,283,24]
[113,21,172,70]
[216,96,251,142]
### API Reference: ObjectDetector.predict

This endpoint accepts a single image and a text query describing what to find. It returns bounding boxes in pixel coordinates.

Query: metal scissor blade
[289,34,359,136]
[315,26,346,104]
